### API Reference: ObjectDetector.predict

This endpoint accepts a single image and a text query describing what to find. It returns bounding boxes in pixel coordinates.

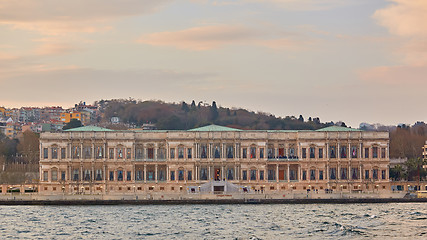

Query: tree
[181,101,190,112]
[190,100,196,110]
[389,164,405,181]
[210,101,219,121]
[63,119,82,130]
[405,158,427,181]
[298,115,304,122]
[17,131,39,164]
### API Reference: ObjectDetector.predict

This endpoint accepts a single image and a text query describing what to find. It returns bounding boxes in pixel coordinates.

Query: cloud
[361,0,427,84]
[192,0,359,10]
[137,25,315,50]
[0,0,172,35]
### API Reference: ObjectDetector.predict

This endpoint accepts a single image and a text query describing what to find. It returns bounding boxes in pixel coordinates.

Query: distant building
[39,125,391,195]
[60,112,82,123]
[74,101,97,112]
[110,116,120,124]
[142,123,157,130]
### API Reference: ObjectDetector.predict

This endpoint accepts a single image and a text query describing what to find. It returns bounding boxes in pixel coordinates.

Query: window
[73,169,79,181]
[340,168,347,180]
[381,148,386,158]
[381,170,386,180]
[96,146,104,159]
[43,148,48,159]
[242,148,247,158]
[302,170,307,180]
[330,168,336,180]
[135,147,143,159]
[350,146,357,158]
[117,148,124,159]
[158,148,166,159]
[127,171,131,181]
[51,148,58,159]
[96,169,103,181]
[51,170,58,181]
[319,148,323,159]
[170,171,175,181]
[187,148,192,158]
[117,170,123,181]
[250,147,256,159]
[290,170,296,180]
[200,168,208,180]
[187,170,192,181]
[242,170,247,180]
[148,148,154,159]
[214,145,221,158]
[170,148,175,159]
[109,148,114,159]
[178,170,184,181]
[268,169,276,180]
[227,145,234,158]
[250,170,257,180]
[135,170,143,181]
[84,170,91,181]
[373,147,378,158]
[268,147,275,159]
[310,147,315,158]
[43,171,48,181]
[259,148,264,158]
[364,148,369,158]
[373,169,378,179]
[302,148,306,158]
[365,170,369,179]
[259,170,264,180]
[319,170,323,180]
[61,171,66,181]
[329,146,336,158]
[310,170,315,180]
[278,148,285,158]
[227,168,234,180]
[340,146,347,158]
[200,144,207,158]
[61,148,66,159]
[351,168,358,180]
[83,146,92,159]
[178,147,184,159]
[126,148,131,159]
[289,148,295,158]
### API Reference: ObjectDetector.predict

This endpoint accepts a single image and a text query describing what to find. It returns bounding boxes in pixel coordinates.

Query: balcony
[267,156,299,161]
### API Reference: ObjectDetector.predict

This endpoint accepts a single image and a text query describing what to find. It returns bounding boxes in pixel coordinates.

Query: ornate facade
[39,125,390,194]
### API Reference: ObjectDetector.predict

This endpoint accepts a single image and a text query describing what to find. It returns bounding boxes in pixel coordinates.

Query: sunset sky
[1,0,426,127]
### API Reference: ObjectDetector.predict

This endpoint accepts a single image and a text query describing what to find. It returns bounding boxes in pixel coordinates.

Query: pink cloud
[359,65,427,85]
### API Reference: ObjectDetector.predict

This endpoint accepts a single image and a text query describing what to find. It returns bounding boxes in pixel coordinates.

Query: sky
[0,0,426,127]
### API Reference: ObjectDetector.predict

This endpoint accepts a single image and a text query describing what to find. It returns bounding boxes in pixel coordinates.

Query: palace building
[38,125,390,195]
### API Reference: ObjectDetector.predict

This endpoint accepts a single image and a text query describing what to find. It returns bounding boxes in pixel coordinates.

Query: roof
[315,126,362,132]
[64,126,114,132]
[188,124,242,132]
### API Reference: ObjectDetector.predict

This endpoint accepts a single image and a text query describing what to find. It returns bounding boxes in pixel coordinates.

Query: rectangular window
[259,148,264,158]
[214,145,221,158]
[51,148,58,159]
[73,169,79,181]
[126,148,131,159]
[310,170,315,180]
[365,170,370,179]
[290,170,296,180]
[170,171,175,181]
[200,168,208,180]
[95,169,103,181]
[127,171,131,181]
[170,148,175,159]
[187,170,192,181]
[61,148,66,159]
[226,145,234,158]
[96,146,104,159]
[340,168,348,180]
[381,170,386,180]
[178,147,184,159]
[268,147,275,159]
[250,170,257,180]
[51,170,58,181]
[302,170,307,180]
[329,146,336,158]
[259,170,264,180]
[364,148,369,158]
[187,148,192,158]
[117,170,123,181]
[242,148,247,158]
[242,170,247,180]
[351,168,358,180]
[135,170,143,181]
[43,148,48,159]
[109,148,114,159]
[319,148,323,159]
[61,171,66,181]
[117,148,124,159]
[330,168,336,180]
[373,169,378,179]
[200,144,207,158]
[148,148,154,159]
[278,148,285,158]
[340,146,347,158]
[84,170,91,181]
[250,147,256,159]
[227,168,234,180]
[289,148,295,158]
[373,147,378,158]
[83,146,92,159]
[381,148,386,158]
[351,146,358,158]
[319,170,323,180]
[268,169,276,180]
[109,171,114,181]
[136,147,143,159]
[310,147,315,158]
[43,171,48,181]
[302,148,306,158]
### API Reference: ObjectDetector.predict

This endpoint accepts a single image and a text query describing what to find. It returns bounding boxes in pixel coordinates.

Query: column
[144,164,147,183]
[276,164,279,183]
[208,166,211,181]
[221,165,224,181]
[155,164,158,183]
[298,165,301,181]
[287,165,290,183]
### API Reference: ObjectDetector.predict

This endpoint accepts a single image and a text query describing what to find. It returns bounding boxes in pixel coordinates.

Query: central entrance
[214,168,221,181]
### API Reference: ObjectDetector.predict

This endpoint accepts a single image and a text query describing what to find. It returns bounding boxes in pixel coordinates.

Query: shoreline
[1,198,426,205]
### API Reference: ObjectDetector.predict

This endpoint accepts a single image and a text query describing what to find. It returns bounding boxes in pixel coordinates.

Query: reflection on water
[0,203,426,239]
